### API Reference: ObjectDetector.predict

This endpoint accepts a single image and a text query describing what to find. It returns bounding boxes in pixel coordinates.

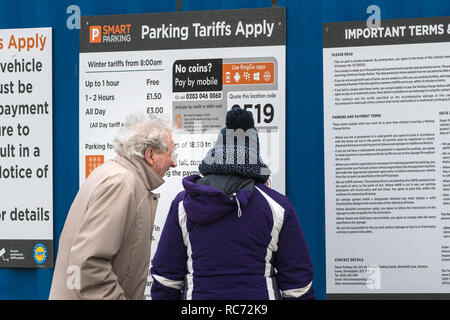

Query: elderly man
[49,115,176,300]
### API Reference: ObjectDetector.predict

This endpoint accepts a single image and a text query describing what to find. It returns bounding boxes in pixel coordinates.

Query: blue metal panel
[1,0,450,300]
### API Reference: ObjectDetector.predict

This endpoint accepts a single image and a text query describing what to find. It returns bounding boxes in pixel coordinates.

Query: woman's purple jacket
[150,175,315,300]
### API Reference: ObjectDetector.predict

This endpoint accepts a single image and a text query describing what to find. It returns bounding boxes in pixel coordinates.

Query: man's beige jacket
[49,155,164,300]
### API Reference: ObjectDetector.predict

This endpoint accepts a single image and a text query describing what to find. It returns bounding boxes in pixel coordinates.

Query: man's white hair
[114,113,172,159]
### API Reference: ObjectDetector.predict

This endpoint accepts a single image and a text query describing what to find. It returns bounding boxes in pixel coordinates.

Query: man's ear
[144,148,154,166]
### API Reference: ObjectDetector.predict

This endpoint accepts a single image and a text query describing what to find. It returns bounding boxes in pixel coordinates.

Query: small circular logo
[33,243,47,265]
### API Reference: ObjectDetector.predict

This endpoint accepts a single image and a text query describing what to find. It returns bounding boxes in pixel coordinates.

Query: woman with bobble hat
[150,106,314,300]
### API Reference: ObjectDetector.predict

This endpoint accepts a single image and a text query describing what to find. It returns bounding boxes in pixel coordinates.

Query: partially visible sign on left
[0,27,53,268]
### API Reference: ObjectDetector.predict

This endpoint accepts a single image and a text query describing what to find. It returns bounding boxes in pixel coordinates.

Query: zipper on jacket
[232,193,242,218]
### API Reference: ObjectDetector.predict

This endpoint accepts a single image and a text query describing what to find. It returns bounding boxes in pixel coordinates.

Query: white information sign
[79,8,286,298]
[0,27,53,268]
[324,17,450,296]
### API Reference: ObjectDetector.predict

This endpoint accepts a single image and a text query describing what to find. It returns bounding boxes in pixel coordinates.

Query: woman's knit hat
[198,106,271,183]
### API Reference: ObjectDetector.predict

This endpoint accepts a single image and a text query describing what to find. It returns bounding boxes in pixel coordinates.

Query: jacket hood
[182,175,254,224]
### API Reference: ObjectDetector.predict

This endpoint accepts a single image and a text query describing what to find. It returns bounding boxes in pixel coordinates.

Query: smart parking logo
[33,243,47,265]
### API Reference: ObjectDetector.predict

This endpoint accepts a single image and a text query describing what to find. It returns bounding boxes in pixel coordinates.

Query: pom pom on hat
[226,106,255,130]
